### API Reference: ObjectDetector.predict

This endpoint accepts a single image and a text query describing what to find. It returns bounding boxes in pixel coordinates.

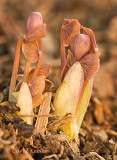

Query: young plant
[60,19,80,71]
[9,12,46,100]
[53,20,100,139]
[9,12,49,124]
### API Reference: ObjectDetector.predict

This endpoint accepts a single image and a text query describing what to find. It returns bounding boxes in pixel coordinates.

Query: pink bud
[73,34,90,61]
[26,12,43,33]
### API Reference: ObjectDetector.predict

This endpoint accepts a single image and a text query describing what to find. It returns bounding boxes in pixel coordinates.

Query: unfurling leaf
[27,63,50,83]
[22,40,39,63]
[38,63,50,78]
[32,93,43,108]
[80,53,100,80]
[25,24,46,42]
[81,26,98,53]
[62,19,80,46]
[29,76,45,96]
[17,82,33,125]
[25,12,46,42]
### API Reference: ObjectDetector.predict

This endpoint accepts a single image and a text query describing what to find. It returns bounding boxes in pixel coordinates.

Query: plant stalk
[60,29,66,72]
[9,37,23,100]
[22,60,31,83]
[31,51,42,81]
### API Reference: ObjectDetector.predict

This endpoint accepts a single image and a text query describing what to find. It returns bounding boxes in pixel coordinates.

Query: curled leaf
[81,26,98,53]
[27,63,50,83]
[80,53,100,80]
[25,24,46,42]
[22,40,39,63]
[73,34,90,61]
[45,79,54,92]
[61,49,75,82]
[62,19,80,46]
[29,76,45,96]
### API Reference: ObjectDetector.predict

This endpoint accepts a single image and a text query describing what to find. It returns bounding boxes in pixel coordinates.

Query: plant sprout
[53,19,100,139]
[9,12,49,124]
[60,19,80,71]
[9,12,46,100]
[7,13,100,139]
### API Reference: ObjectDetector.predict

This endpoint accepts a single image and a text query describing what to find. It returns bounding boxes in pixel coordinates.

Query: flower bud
[26,12,43,33]
[73,34,90,61]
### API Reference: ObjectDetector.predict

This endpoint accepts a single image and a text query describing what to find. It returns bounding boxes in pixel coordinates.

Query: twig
[42,154,58,160]
[58,145,64,158]
[0,55,10,63]
[113,143,117,160]
[84,152,105,160]
[20,114,59,118]
[106,129,117,137]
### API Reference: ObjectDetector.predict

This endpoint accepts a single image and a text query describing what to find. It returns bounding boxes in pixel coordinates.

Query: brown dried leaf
[47,134,70,142]
[45,79,54,92]
[48,114,74,131]
[35,92,52,135]
[94,103,105,125]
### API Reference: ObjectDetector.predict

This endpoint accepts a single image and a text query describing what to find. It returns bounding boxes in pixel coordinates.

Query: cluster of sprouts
[8,12,100,139]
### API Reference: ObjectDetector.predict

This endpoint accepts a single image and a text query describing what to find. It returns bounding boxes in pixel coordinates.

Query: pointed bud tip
[26,12,43,33]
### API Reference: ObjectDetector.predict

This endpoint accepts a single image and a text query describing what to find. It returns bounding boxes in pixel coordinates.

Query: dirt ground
[0,0,117,159]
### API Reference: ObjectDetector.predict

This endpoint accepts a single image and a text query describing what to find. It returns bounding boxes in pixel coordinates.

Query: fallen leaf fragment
[35,92,52,135]
[94,103,105,125]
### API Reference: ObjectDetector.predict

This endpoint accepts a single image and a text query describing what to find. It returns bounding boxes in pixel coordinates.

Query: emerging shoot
[53,20,100,140]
